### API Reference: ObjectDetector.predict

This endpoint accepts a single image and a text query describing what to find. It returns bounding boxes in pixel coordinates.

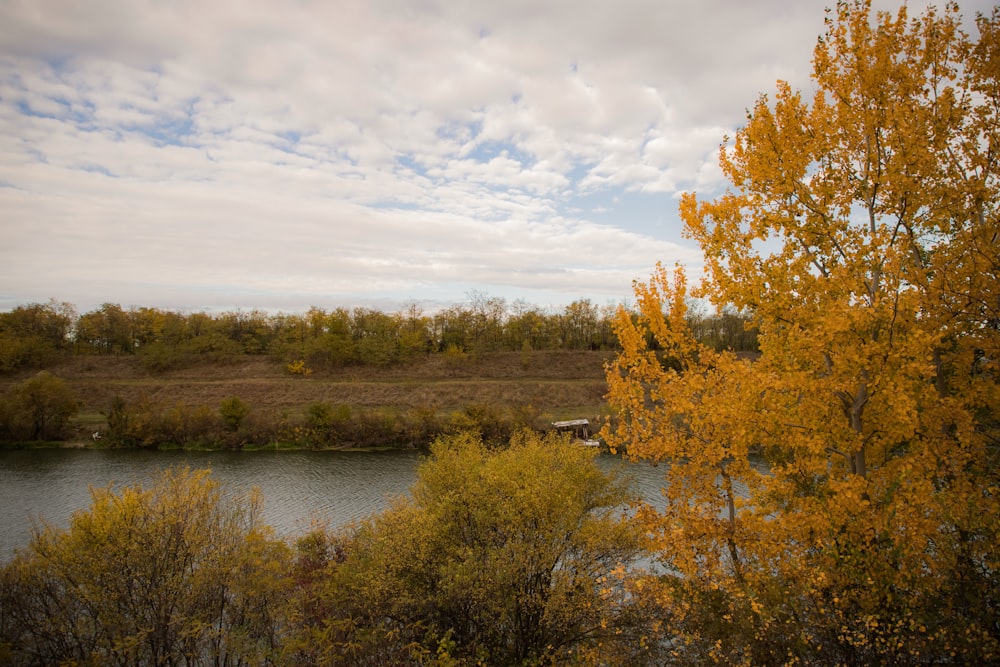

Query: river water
[0,448,669,561]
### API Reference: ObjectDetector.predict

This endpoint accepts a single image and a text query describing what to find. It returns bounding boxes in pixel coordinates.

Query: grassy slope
[2,350,615,438]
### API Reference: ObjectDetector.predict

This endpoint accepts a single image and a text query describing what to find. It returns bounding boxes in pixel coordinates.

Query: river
[0,448,669,561]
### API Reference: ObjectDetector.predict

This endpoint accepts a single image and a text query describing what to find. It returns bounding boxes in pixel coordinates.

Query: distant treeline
[0,296,758,373]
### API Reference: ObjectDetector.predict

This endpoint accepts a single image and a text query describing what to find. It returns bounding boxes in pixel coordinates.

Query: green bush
[185,333,243,365]
[219,396,249,432]
[305,401,336,429]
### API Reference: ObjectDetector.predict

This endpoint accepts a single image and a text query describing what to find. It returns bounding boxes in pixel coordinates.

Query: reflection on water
[0,448,671,561]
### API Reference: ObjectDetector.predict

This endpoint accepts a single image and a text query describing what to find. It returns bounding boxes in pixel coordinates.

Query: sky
[0,0,991,315]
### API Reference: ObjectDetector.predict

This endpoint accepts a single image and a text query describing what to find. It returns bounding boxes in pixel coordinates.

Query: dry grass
[2,351,615,426]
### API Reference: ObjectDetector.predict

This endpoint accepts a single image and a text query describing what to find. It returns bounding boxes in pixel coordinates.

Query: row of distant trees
[0,295,758,372]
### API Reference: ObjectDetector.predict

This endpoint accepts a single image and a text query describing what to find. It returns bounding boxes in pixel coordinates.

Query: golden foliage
[605,2,1000,663]
[285,359,313,376]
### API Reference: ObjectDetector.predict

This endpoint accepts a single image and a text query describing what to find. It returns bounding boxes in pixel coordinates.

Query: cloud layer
[1,0,981,313]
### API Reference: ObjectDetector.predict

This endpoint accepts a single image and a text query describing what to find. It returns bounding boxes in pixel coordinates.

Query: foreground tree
[605,2,999,664]
[0,468,291,666]
[285,431,658,666]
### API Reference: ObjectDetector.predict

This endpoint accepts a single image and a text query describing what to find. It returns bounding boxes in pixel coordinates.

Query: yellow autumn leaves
[604,1,1000,663]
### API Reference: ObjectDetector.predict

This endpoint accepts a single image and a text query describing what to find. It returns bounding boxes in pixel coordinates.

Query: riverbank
[0,350,615,449]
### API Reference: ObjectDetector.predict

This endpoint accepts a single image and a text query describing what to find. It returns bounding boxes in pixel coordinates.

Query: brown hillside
[4,351,615,425]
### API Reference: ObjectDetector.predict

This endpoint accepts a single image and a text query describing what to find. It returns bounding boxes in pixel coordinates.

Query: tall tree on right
[605,2,1000,663]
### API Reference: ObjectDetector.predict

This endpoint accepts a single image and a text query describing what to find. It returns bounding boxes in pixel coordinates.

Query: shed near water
[551,419,601,447]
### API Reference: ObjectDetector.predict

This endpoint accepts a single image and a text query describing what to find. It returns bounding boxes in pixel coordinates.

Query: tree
[74,303,133,354]
[350,308,402,365]
[286,431,658,666]
[0,301,76,371]
[0,467,291,666]
[0,371,80,441]
[398,302,432,362]
[432,305,474,353]
[218,309,275,354]
[505,304,555,351]
[466,290,507,354]
[126,306,166,349]
[561,299,601,350]
[220,396,249,432]
[605,2,1000,663]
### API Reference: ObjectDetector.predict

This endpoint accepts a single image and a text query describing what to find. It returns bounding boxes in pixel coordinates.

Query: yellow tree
[605,2,1000,664]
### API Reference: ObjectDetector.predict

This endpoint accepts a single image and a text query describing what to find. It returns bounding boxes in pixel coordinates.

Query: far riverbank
[1,351,615,450]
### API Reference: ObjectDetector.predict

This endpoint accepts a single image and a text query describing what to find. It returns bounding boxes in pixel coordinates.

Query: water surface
[0,448,668,560]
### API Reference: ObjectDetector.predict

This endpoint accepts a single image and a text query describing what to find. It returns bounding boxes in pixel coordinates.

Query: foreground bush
[0,468,291,666]
[0,435,663,666]
[284,431,661,666]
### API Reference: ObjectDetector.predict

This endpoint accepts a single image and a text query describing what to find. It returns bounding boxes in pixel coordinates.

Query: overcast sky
[0,1,991,315]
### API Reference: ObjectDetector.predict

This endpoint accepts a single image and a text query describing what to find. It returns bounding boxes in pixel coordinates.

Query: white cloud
[1,0,991,313]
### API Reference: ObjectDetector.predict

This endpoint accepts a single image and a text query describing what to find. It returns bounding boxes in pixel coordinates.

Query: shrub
[305,401,335,429]
[0,468,291,665]
[284,431,660,665]
[219,396,249,432]
[286,359,312,376]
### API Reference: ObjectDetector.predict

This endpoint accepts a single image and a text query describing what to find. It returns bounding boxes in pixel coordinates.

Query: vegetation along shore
[0,298,757,449]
